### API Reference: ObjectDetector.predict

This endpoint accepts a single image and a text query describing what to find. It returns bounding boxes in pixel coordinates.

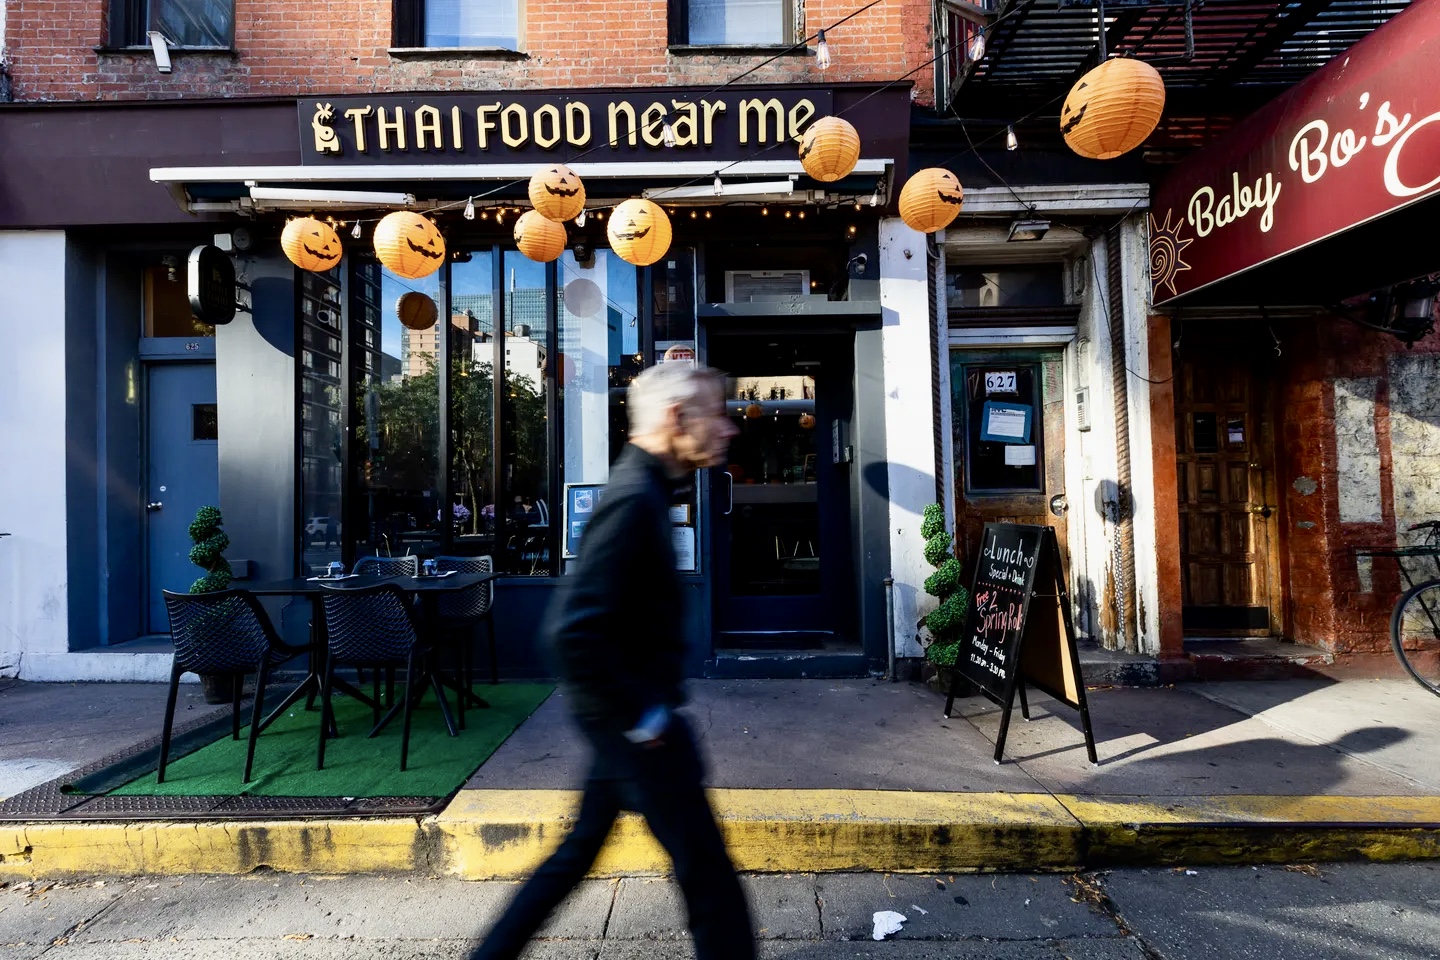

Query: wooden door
[1175,355,1281,635]
[951,352,1068,574]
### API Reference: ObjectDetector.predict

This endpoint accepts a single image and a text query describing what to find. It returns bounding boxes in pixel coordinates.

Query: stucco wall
[0,231,70,675]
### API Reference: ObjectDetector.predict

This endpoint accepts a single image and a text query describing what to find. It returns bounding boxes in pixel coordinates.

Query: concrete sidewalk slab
[4,678,1440,878]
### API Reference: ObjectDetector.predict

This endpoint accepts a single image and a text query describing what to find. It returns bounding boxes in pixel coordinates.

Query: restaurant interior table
[244,571,498,738]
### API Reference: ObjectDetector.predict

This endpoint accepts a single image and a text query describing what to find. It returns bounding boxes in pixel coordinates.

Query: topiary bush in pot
[187,505,234,703]
[919,503,970,675]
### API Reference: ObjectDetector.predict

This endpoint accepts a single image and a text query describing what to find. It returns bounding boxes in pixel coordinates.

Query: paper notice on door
[672,526,697,572]
[981,401,1032,443]
[1004,445,1037,466]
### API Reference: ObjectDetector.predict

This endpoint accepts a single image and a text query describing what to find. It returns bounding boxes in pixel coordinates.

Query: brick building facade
[1,0,932,103]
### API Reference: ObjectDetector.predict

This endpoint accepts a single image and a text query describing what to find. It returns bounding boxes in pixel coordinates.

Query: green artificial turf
[109,682,552,798]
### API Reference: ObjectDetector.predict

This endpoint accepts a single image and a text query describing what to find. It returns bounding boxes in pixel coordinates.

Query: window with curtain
[419,0,521,48]
[112,0,234,48]
[684,0,788,45]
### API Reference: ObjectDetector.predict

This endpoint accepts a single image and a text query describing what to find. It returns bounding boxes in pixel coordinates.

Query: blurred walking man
[470,362,751,960]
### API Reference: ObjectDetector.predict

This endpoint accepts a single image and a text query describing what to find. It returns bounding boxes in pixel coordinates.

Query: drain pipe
[884,576,896,681]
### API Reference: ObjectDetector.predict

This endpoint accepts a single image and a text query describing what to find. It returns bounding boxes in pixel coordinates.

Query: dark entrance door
[706,331,857,655]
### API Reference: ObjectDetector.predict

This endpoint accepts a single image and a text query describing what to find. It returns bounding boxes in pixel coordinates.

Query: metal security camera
[146,31,173,74]
[573,241,594,266]
[847,253,868,275]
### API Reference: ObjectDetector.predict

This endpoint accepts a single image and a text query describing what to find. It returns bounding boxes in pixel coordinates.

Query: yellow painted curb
[434,789,1083,878]
[0,818,427,880]
[1061,795,1440,866]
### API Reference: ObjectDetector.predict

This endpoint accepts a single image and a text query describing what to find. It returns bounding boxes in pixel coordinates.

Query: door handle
[147,501,164,512]
[722,472,734,516]
[1250,504,1276,518]
[1049,494,1069,517]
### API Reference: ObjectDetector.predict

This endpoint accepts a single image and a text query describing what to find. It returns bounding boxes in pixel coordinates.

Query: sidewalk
[3,676,1440,878]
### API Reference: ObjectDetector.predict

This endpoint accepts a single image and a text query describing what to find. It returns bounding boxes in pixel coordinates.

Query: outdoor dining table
[244,571,499,738]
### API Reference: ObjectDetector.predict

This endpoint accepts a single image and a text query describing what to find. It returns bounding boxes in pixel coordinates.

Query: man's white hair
[627,362,722,435]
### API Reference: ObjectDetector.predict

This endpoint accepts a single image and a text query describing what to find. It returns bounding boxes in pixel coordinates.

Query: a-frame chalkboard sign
[943,523,1097,765]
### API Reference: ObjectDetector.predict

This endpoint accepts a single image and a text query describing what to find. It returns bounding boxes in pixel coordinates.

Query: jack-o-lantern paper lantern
[607,198,672,267]
[1061,57,1165,160]
[798,412,816,430]
[898,168,964,234]
[281,217,343,272]
[529,164,587,222]
[744,403,763,420]
[373,211,446,279]
[396,291,439,331]
[798,116,861,183]
[514,210,567,263]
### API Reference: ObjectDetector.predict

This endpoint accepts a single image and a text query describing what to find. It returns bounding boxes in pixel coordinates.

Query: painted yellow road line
[435,789,1083,878]
[1061,794,1440,865]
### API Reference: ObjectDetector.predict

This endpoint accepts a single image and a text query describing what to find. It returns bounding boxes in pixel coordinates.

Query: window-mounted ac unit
[724,269,810,303]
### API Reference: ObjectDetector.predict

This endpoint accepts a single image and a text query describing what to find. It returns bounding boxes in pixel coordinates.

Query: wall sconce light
[146,31,173,74]
[1007,218,1051,242]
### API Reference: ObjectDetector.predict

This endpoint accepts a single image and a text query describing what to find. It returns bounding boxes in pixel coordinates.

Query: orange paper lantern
[529,164,587,222]
[1061,57,1166,160]
[514,210,567,263]
[280,217,343,273]
[898,168,964,234]
[607,198,672,267]
[798,116,862,183]
[396,291,439,331]
[373,211,446,279]
[744,403,763,420]
[799,412,816,430]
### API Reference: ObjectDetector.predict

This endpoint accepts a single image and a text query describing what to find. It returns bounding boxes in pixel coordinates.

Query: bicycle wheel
[1391,579,1440,697]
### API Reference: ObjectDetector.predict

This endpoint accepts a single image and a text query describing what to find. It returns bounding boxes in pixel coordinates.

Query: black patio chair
[317,582,455,771]
[434,555,498,727]
[352,555,419,578]
[160,588,316,784]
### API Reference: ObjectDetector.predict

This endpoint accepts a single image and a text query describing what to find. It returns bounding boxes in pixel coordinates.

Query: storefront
[1145,0,1440,663]
[0,83,936,681]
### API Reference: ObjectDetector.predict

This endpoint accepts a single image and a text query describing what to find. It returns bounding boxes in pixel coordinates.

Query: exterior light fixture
[1007,218,1051,242]
[1006,125,1018,151]
[146,31,173,74]
[815,29,832,70]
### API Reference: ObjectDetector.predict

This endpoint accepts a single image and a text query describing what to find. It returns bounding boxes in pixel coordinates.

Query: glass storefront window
[352,265,444,561]
[144,260,216,338]
[299,267,345,574]
[449,252,497,558]
[499,251,553,575]
[947,264,1065,308]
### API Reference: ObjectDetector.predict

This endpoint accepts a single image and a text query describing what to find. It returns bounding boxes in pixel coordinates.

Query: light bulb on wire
[714,173,724,196]
[661,114,677,148]
[1005,125,1018,151]
[968,29,986,63]
[815,29,832,70]
[351,220,362,239]
[575,209,587,227]
[463,197,476,220]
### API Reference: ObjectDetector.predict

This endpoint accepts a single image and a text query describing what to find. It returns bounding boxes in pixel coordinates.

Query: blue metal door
[146,363,219,633]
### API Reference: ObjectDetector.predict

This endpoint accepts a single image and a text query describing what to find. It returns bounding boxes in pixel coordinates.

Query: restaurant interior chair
[352,554,419,578]
[317,582,453,771]
[434,555,498,713]
[160,588,317,784]
[519,500,551,575]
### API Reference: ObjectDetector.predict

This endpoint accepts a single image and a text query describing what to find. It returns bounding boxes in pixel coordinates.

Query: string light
[1006,125,1018,151]
[464,197,475,220]
[351,220,362,239]
[761,206,769,216]
[575,209,587,227]
[784,209,792,219]
[704,210,712,219]
[714,173,724,196]
[496,208,506,224]
[815,29,832,70]
[662,113,677,148]
[690,210,698,219]
[798,210,806,219]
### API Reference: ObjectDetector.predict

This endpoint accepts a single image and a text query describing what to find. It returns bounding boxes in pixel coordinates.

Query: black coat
[545,445,686,734]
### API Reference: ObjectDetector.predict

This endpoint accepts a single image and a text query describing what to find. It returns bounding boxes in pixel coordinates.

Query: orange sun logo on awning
[1149,209,1194,300]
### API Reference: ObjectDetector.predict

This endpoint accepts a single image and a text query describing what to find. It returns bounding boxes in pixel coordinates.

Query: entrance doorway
[950,352,1069,571]
[145,363,219,633]
[707,331,857,654]
[1175,353,1282,635]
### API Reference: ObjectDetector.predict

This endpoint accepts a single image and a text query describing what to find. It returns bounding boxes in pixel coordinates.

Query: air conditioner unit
[724,269,810,303]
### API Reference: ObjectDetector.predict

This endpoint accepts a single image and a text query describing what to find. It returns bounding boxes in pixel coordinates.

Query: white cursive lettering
[1383,109,1440,198]
[1186,172,1282,237]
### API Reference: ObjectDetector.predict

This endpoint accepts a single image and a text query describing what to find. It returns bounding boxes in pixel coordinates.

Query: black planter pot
[198,673,232,704]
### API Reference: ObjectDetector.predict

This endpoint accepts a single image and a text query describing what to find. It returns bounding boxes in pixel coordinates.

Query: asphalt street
[3,863,1439,960]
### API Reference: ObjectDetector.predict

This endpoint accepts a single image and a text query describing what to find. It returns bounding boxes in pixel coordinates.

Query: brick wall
[1277,315,1440,655]
[5,0,934,103]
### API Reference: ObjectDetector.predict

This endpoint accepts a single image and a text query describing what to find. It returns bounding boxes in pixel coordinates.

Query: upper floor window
[392,0,523,50]
[113,0,234,48]
[672,0,792,47]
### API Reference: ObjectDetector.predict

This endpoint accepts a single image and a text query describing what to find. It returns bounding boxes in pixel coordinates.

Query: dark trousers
[470,715,754,960]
